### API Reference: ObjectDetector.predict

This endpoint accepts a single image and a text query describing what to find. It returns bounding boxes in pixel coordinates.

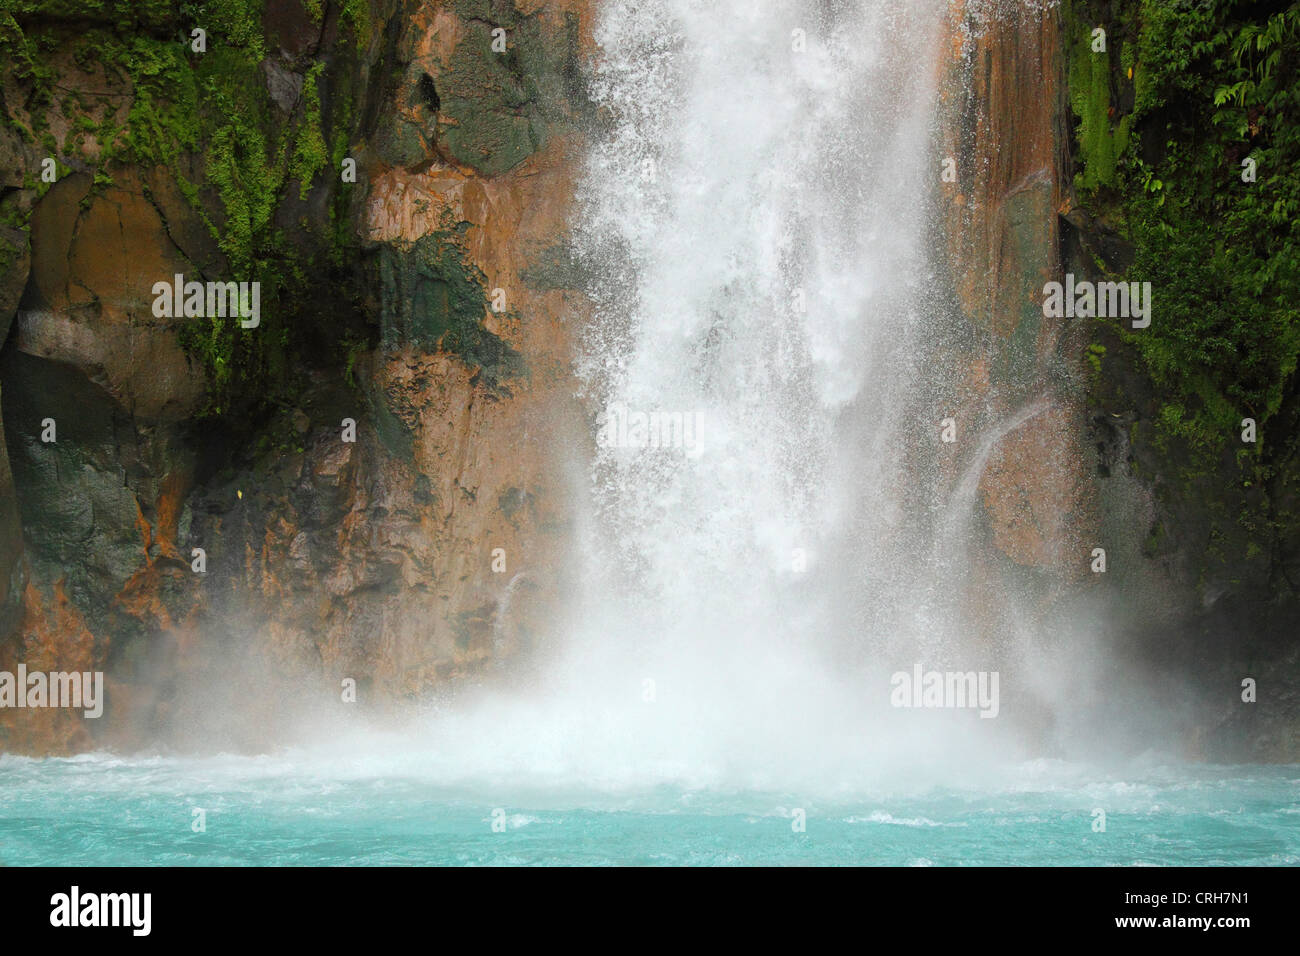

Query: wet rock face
[0,390,22,643]
[15,170,209,422]
[0,0,591,753]
[2,353,166,627]
[0,161,207,655]
[0,579,98,756]
[178,343,578,714]
[374,0,586,175]
[936,2,1095,590]
[0,121,35,644]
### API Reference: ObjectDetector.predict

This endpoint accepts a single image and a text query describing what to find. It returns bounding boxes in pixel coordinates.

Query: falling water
[575,0,943,621]
[489,0,1032,790]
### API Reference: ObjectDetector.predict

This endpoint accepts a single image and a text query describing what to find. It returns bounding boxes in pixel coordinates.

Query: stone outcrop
[936,1,1096,598]
[0,0,592,753]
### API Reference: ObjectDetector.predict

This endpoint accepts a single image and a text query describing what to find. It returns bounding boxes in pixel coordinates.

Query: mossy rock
[376,229,521,388]
[435,7,579,177]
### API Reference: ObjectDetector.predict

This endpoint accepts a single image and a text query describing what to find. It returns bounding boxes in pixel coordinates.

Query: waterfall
[386,0,1045,794]
[574,0,943,626]
[468,0,1026,791]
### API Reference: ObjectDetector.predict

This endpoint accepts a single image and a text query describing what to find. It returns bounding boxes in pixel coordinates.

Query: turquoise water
[1,753,1296,865]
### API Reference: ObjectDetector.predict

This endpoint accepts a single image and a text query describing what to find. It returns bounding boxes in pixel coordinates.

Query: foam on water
[1,751,1296,865]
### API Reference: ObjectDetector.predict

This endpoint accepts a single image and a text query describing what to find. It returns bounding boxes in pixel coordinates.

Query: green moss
[1066,13,1132,193]
[4,0,375,422]
[203,89,275,269]
[340,0,370,51]
[0,195,31,275]
[436,6,579,176]
[1086,342,1106,375]
[108,36,200,167]
[194,0,265,60]
[378,219,522,390]
[290,63,328,200]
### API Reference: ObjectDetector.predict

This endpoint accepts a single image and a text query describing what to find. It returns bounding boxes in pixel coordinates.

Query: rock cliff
[0,0,591,752]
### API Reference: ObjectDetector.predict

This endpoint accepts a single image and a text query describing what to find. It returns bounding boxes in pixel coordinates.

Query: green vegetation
[1086,341,1107,375]
[1067,22,1132,191]
[1068,0,1300,460]
[3,0,538,455]
[303,0,370,50]
[1068,0,1300,594]
[339,0,370,51]
[1,0,371,417]
[291,63,328,201]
